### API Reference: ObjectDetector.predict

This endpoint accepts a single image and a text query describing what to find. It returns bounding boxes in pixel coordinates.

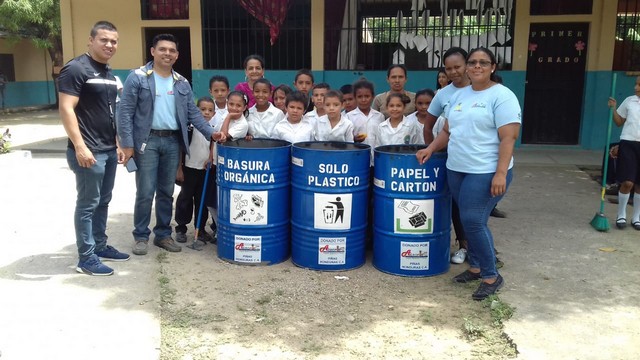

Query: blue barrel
[291,142,370,270]
[217,139,291,265]
[372,145,451,276]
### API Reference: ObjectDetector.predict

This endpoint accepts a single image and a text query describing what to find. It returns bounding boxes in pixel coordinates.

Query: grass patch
[462,316,486,340]
[158,275,176,305]
[301,341,323,354]
[156,252,168,263]
[419,309,433,325]
[482,295,515,325]
[256,295,272,305]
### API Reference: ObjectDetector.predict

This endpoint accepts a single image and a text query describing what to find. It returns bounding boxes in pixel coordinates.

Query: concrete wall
[60,0,203,69]
[0,39,56,107]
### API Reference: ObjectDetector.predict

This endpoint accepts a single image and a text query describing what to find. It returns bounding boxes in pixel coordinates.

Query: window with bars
[140,0,189,20]
[614,0,640,71]
[201,0,311,70]
[324,0,515,71]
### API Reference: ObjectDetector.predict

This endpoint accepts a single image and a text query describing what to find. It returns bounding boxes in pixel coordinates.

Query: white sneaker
[451,248,467,264]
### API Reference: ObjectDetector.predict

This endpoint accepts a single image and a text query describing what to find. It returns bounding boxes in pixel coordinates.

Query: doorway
[522,23,589,145]
[144,28,192,84]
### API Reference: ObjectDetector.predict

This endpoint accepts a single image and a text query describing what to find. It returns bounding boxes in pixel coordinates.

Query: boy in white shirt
[209,75,229,117]
[303,82,330,125]
[246,78,285,139]
[347,79,385,145]
[314,90,354,142]
[174,97,221,244]
[271,91,315,143]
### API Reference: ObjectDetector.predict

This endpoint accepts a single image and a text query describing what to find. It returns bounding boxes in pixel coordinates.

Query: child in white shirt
[347,79,385,144]
[209,75,229,118]
[271,91,315,143]
[247,78,285,139]
[373,93,424,148]
[175,97,223,244]
[406,89,435,142]
[205,91,250,238]
[314,90,354,142]
[303,83,330,125]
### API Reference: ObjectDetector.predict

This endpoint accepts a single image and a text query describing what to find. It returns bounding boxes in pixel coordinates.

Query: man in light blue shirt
[118,34,224,255]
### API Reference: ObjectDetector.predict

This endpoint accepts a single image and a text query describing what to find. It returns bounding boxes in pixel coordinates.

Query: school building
[0,36,56,108]
[3,0,638,149]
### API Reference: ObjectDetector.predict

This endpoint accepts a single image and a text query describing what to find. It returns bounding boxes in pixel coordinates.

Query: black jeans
[175,166,209,233]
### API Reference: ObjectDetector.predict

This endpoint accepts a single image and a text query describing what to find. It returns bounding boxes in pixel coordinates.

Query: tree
[0,0,63,73]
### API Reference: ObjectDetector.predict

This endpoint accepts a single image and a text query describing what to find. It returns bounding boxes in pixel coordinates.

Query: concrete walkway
[1,110,638,359]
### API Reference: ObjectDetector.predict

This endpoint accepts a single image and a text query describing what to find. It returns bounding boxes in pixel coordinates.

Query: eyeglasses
[467,60,493,67]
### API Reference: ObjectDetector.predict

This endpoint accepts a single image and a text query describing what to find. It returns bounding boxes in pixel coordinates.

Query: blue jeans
[447,169,513,280]
[66,148,117,261]
[133,134,180,241]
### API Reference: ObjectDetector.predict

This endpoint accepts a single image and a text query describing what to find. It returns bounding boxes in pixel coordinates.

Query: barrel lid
[220,138,291,149]
[375,144,447,158]
[293,141,370,151]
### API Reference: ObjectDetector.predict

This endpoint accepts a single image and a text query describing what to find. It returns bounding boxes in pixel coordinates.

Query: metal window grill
[141,0,189,20]
[614,0,640,71]
[325,0,515,70]
[201,0,311,70]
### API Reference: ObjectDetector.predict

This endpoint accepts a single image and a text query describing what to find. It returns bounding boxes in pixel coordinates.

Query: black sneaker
[197,230,214,243]
[452,269,482,283]
[472,275,504,301]
[175,232,188,243]
[490,207,507,218]
[96,245,130,262]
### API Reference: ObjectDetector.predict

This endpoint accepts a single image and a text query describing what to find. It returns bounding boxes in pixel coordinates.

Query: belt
[150,129,180,137]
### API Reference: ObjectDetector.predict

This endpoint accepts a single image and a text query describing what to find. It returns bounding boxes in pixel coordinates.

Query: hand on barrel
[416,146,433,165]
[212,131,226,143]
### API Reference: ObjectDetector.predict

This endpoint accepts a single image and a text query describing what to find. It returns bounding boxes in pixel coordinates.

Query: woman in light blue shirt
[416,47,521,301]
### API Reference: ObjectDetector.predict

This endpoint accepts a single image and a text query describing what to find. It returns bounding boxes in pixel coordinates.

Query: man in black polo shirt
[59,21,130,276]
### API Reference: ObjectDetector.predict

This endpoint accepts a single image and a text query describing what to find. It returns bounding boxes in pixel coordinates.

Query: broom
[188,162,212,250]
[590,73,618,232]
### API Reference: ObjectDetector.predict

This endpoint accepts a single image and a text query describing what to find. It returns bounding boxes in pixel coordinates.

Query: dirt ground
[158,235,517,360]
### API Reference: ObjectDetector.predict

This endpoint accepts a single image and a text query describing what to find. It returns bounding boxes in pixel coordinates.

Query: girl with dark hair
[406,88,435,137]
[436,68,450,92]
[370,93,423,150]
[219,91,249,140]
[273,84,292,113]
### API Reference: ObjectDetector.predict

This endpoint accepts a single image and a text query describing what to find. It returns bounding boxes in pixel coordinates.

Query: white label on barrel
[230,189,268,225]
[234,235,262,263]
[292,156,303,167]
[314,193,352,230]
[393,199,434,234]
[318,237,346,265]
[400,241,429,270]
[373,177,385,188]
[218,155,224,165]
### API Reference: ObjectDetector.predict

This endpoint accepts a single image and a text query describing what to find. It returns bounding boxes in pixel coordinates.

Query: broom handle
[600,73,618,213]
[195,161,212,238]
